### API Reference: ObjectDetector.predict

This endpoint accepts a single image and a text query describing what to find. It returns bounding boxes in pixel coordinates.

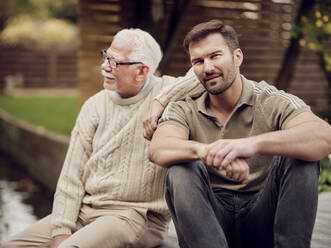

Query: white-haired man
[3,28,203,248]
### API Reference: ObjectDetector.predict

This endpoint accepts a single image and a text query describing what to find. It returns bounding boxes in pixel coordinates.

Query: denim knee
[274,156,320,185]
[166,160,208,191]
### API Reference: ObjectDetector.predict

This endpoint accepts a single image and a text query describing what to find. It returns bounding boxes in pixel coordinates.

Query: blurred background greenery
[0,96,79,135]
[0,0,77,48]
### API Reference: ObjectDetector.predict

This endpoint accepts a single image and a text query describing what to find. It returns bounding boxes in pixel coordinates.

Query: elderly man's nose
[102,60,112,71]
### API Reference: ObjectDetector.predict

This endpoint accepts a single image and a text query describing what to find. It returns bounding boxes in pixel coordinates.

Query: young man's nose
[203,60,215,73]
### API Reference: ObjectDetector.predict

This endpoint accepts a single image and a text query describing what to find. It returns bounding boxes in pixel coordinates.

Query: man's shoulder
[243,77,310,116]
[163,95,202,122]
[248,79,304,105]
[167,94,200,109]
[85,89,107,101]
[248,79,279,96]
[81,90,108,110]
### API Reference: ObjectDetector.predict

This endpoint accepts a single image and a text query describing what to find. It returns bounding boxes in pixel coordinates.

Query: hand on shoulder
[49,234,70,248]
[143,100,165,141]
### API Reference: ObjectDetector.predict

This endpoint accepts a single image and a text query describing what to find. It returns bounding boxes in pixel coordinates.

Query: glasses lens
[109,60,117,69]
[101,50,116,68]
[101,50,107,60]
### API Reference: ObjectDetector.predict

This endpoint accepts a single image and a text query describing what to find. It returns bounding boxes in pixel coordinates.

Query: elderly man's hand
[143,100,165,141]
[49,234,70,248]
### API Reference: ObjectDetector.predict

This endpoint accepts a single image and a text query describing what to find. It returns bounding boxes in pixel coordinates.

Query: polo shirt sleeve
[158,101,190,134]
[259,88,311,130]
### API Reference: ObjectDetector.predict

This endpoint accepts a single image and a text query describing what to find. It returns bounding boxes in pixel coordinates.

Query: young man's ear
[136,65,149,82]
[233,48,243,67]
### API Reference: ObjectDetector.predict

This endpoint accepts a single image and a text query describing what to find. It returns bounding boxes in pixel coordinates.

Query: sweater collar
[107,76,154,106]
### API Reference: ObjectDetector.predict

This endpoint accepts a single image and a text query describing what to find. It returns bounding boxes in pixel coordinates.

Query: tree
[0,0,77,32]
[0,0,78,48]
[274,0,315,91]
[296,0,331,87]
[275,0,331,92]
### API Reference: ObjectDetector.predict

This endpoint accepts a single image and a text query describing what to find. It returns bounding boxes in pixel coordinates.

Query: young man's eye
[211,54,221,59]
[192,59,203,66]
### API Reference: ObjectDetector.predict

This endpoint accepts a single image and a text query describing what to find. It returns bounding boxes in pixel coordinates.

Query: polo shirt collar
[197,74,254,117]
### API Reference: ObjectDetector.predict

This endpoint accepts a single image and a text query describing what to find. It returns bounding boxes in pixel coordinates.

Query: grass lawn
[0,95,80,135]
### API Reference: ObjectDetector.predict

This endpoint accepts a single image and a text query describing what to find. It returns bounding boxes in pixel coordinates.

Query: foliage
[319,156,331,193]
[0,0,78,48]
[0,96,79,135]
[0,0,77,24]
[317,107,331,123]
[294,1,331,74]
[317,108,331,193]
[0,15,78,48]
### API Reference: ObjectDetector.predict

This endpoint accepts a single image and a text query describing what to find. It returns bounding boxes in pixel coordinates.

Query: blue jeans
[165,157,320,248]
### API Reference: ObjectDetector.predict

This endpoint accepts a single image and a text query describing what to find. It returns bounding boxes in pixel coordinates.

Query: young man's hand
[205,138,257,169]
[196,138,254,182]
[223,159,249,182]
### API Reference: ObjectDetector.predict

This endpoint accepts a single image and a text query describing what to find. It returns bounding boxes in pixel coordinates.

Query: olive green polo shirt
[159,75,311,192]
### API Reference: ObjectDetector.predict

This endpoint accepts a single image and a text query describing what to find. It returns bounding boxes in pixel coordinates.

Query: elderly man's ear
[136,65,149,82]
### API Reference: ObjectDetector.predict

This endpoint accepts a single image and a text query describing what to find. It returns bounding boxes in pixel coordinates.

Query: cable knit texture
[51,73,203,237]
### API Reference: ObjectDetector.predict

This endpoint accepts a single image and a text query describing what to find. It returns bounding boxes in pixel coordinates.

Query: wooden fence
[78,0,330,111]
[0,45,77,90]
[0,1,329,111]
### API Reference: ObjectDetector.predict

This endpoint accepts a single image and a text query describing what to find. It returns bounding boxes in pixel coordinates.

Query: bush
[317,108,331,192]
[0,15,78,48]
[319,156,331,192]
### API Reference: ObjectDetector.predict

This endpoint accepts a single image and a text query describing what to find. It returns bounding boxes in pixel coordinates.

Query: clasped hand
[196,138,257,183]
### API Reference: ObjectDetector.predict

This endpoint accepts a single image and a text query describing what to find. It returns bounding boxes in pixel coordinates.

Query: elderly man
[149,19,331,248]
[3,28,203,248]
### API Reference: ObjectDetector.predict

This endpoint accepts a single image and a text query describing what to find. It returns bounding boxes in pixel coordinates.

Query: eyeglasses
[100,49,142,69]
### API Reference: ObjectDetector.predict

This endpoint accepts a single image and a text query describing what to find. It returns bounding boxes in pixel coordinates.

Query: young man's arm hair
[149,124,205,167]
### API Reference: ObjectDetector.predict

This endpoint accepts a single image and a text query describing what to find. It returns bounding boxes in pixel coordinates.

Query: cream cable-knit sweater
[51,71,204,236]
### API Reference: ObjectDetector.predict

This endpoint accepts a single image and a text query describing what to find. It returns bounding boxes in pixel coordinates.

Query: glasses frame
[101,49,142,69]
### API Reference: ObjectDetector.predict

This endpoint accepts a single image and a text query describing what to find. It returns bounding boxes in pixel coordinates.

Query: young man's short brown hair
[183,19,240,53]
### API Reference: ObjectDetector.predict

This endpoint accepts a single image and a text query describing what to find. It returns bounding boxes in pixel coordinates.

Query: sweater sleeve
[155,67,205,106]
[50,97,98,237]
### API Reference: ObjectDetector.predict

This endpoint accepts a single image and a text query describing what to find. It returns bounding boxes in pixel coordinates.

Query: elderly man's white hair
[113,28,162,75]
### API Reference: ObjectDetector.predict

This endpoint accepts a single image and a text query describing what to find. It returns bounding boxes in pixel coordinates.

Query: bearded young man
[148,19,331,248]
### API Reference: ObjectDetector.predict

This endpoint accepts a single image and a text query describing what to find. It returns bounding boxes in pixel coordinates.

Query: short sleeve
[158,101,190,134]
[260,88,311,130]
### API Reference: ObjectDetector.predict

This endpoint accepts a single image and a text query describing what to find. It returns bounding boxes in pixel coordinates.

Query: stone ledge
[312,192,331,248]
[0,109,68,190]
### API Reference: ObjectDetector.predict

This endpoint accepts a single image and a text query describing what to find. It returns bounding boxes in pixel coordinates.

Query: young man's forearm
[149,136,205,167]
[254,120,331,161]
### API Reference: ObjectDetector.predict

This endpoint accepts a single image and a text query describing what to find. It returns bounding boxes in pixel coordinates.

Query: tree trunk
[158,0,192,74]
[274,0,315,90]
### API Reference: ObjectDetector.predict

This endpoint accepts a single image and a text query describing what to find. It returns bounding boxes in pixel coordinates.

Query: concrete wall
[0,109,68,191]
